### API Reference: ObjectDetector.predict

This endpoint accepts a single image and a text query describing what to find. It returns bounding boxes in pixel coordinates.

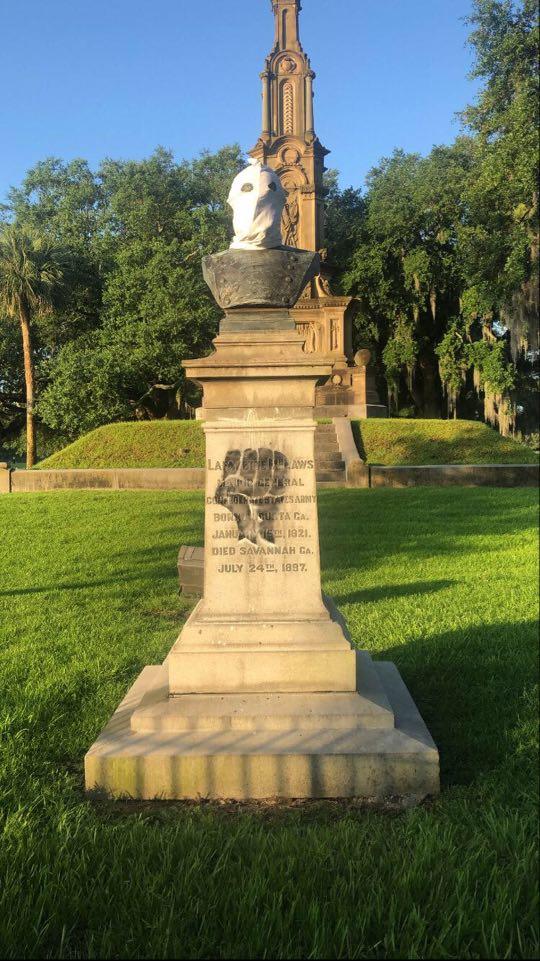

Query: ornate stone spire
[271,0,303,54]
[251,1,385,413]
[250,0,328,252]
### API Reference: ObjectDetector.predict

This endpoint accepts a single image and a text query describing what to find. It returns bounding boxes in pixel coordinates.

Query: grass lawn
[353,418,539,466]
[35,418,538,473]
[0,488,538,959]
[36,421,205,470]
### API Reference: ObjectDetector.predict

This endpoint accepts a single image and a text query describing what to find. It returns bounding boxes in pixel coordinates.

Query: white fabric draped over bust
[228,160,286,250]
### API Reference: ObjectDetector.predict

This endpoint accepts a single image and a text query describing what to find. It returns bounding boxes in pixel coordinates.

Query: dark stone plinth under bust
[202,248,320,314]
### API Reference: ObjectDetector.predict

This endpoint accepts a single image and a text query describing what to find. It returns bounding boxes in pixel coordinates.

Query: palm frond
[0,224,66,320]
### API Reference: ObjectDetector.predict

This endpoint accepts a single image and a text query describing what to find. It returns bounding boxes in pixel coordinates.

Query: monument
[250,0,386,418]
[85,162,439,802]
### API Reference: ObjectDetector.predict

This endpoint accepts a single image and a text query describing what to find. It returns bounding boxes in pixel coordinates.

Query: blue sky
[1,0,480,199]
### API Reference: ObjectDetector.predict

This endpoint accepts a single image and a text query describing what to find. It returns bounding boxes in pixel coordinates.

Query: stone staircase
[315,422,346,484]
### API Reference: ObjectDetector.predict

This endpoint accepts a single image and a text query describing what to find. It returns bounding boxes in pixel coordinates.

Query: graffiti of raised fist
[215,447,289,545]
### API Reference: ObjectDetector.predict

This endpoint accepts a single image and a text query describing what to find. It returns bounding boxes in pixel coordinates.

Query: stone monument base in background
[291,296,387,420]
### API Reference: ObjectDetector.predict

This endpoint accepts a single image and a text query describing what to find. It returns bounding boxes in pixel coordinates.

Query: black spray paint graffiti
[215,448,289,545]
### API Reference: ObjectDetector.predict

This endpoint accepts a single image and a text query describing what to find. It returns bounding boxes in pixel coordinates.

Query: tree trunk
[19,299,36,468]
[415,355,442,417]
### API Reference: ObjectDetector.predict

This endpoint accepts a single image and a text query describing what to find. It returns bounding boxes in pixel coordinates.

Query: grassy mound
[0,488,537,958]
[36,421,205,470]
[354,418,538,466]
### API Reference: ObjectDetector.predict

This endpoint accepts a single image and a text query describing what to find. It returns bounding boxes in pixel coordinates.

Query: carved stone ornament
[282,192,300,247]
[354,348,372,368]
[280,56,297,73]
[298,321,320,354]
[282,147,301,166]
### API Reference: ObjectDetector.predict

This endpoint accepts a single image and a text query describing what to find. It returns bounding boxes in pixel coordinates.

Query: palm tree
[0,225,65,467]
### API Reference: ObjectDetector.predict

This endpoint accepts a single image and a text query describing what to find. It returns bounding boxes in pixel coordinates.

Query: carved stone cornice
[291,296,355,311]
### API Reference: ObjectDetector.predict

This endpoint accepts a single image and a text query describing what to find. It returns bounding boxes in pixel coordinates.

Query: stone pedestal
[168,329,355,696]
[85,252,438,803]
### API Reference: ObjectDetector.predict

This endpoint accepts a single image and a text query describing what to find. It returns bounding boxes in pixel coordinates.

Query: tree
[0,321,25,453]
[5,157,105,376]
[2,0,536,447]
[324,0,538,432]
[0,226,65,466]
[461,0,539,357]
[339,143,475,416]
[37,146,244,440]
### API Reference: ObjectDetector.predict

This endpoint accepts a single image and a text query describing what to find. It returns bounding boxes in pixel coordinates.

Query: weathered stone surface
[202,248,320,310]
[220,307,296,334]
[248,3,388,417]
[332,419,366,486]
[178,546,205,596]
[369,464,539,488]
[250,0,327,257]
[0,467,11,494]
[85,654,439,802]
[132,652,393,734]
[5,462,533,496]
[167,413,357,695]
[9,467,205,493]
[186,329,332,416]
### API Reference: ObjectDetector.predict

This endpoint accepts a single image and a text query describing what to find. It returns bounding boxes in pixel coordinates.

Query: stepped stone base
[85,652,439,802]
[167,598,356,694]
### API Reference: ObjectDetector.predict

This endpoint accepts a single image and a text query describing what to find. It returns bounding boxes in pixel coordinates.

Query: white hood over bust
[228,160,286,250]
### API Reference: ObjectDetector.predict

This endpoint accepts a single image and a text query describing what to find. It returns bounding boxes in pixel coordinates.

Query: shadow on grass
[0,564,179,598]
[333,579,454,605]
[318,487,537,577]
[381,619,538,790]
[353,420,538,465]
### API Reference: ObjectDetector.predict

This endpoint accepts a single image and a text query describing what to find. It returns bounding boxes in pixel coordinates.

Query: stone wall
[3,467,205,493]
[368,464,539,488]
[1,463,537,494]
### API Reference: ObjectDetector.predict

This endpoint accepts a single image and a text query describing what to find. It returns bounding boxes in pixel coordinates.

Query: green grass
[35,418,538,472]
[36,421,205,470]
[0,489,538,959]
[353,418,539,466]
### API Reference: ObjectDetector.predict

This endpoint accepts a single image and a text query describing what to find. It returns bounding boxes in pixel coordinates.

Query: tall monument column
[251,0,386,418]
[305,70,315,137]
[250,0,327,258]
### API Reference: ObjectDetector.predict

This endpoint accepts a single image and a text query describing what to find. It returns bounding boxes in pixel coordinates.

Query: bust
[201,160,319,315]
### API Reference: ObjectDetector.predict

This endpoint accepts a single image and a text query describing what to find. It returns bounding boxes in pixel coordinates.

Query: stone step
[315,423,346,484]
[315,424,337,433]
[316,463,346,475]
[316,469,347,483]
[132,690,395,735]
[315,423,340,452]
[131,651,394,734]
[316,453,345,468]
[315,439,340,451]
